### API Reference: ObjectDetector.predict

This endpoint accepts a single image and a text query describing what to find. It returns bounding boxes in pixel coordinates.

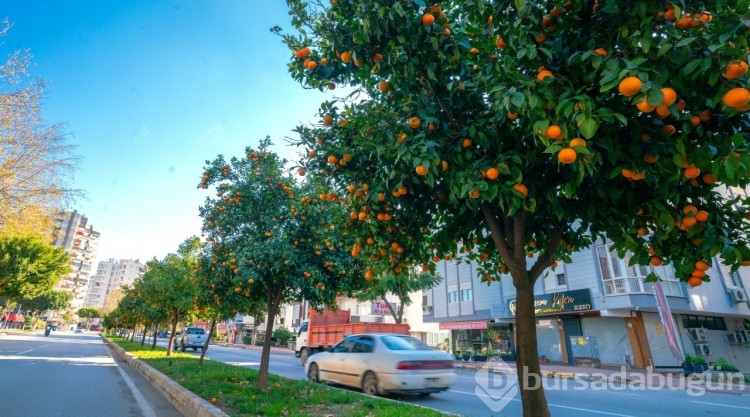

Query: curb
[102,335,228,417]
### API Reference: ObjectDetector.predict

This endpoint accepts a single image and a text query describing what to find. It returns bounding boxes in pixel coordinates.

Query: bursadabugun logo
[474,358,518,412]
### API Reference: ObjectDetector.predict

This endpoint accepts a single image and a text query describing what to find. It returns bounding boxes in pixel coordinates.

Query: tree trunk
[166,312,180,356]
[258,289,282,387]
[140,325,147,345]
[199,316,218,365]
[514,278,550,417]
[151,327,158,350]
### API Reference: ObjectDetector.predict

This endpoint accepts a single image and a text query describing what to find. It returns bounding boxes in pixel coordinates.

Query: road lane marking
[16,349,33,355]
[448,389,637,417]
[690,400,750,410]
[113,357,158,417]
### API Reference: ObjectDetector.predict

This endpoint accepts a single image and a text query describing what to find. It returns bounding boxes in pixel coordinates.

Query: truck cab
[294,320,309,359]
[175,326,207,352]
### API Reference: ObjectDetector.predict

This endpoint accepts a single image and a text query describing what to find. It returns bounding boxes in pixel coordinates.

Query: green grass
[109,337,451,417]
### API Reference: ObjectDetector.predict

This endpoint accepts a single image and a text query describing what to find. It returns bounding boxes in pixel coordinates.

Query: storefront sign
[439,320,488,330]
[508,289,592,316]
[371,301,397,315]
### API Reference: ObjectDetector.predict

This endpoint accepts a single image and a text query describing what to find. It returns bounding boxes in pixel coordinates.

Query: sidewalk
[454,360,749,395]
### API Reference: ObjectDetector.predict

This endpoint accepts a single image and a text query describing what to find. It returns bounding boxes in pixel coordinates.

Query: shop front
[439,320,515,361]
[508,289,602,365]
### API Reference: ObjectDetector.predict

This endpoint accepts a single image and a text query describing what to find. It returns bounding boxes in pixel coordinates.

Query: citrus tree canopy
[281,1,749,416]
[198,137,368,385]
[0,235,71,304]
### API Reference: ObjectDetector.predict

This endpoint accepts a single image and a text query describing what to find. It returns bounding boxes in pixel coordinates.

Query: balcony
[604,277,683,297]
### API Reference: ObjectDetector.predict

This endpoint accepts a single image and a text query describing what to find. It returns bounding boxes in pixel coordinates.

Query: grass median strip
[111,337,450,417]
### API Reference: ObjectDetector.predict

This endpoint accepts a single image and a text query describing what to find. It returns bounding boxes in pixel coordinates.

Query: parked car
[304,333,456,396]
[75,328,84,334]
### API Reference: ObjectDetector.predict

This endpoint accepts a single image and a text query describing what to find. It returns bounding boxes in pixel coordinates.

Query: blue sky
[2,1,329,265]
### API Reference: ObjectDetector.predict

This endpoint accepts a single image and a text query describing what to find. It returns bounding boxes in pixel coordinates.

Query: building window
[596,242,681,295]
[556,273,567,286]
[460,288,473,301]
[448,291,459,303]
[681,315,727,330]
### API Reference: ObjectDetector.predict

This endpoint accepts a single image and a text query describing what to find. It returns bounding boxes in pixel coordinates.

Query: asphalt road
[166,340,750,417]
[0,331,181,417]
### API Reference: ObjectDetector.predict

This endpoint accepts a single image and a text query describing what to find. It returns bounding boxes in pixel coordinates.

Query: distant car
[304,334,456,396]
[75,328,84,334]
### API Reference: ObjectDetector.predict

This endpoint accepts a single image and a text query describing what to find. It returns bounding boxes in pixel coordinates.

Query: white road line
[448,389,637,417]
[689,400,750,410]
[16,349,33,355]
[113,359,158,417]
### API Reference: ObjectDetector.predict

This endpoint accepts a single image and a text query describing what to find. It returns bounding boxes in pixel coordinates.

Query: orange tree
[198,136,368,386]
[280,1,750,415]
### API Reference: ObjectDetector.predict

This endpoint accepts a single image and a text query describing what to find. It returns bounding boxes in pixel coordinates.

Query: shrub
[272,326,293,347]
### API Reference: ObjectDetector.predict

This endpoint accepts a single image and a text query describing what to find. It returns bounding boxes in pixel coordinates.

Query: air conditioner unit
[693,343,712,356]
[422,305,433,314]
[726,333,741,344]
[735,331,748,343]
[688,328,709,342]
[727,287,747,304]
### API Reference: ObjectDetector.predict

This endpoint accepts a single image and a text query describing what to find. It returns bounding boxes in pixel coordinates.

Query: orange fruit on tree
[486,167,500,180]
[649,256,663,266]
[687,276,703,287]
[323,114,333,126]
[365,269,373,280]
[636,97,656,113]
[470,189,480,198]
[683,204,698,216]
[722,61,749,79]
[415,164,428,176]
[513,183,528,196]
[506,111,519,120]
[643,153,659,164]
[691,269,706,278]
[441,160,448,171]
[373,53,382,62]
[422,13,435,25]
[660,87,677,106]
[618,76,642,96]
[327,155,338,164]
[306,60,318,70]
[569,137,587,148]
[594,47,607,56]
[684,165,700,179]
[702,173,716,184]
[557,148,577,164]
[462,138,472,148]
[297,167,306,176]
[695,260,710,271]
[550,6,563,18]
[655,105,671,118]
[378,80,388,92]
[662,124,676,136]
[408,116,421,129]
[470,47,479,54]
[695,210,709,222]
[537,69,553,81]
[690,115,700,126]
[722,88,750,109]
[545,124,563,140]
[340,51,352,63]
[495,37,507,50]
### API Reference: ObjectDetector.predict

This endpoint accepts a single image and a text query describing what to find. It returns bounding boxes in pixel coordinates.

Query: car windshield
[187,328,205,334]
[380,335,432,351]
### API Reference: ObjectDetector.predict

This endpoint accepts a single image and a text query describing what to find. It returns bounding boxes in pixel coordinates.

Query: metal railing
[604,277,683,296]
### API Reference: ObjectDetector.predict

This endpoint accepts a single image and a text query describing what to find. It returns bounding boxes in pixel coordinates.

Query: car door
[346,336,376,387]
[320,336,356,386]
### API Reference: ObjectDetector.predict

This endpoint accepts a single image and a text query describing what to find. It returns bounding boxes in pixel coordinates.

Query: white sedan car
[304,333,456,396]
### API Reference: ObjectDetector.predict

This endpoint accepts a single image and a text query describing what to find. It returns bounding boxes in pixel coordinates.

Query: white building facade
[51,211,100,312]
[84,259,144,309]
[424,239,750,371]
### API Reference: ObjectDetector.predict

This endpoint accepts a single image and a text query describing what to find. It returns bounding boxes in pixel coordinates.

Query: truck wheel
[300,348,308,366]
[307,362,320,383]
[180,343,186,352]
[362,371,380,396]
[192,347,197,352]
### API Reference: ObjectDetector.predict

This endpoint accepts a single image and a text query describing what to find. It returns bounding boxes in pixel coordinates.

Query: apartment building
[51,211,101,312]
[84,259,144,309]
[424,239,750,371]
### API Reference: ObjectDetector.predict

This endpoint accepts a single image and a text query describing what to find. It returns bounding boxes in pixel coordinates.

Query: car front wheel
[362,371,380,396]
[308,363,320,383]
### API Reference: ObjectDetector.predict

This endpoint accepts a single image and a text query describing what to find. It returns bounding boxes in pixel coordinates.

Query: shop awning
[7,313,25,322]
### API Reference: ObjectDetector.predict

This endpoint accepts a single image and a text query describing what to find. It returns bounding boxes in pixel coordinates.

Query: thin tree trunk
[258,289,283,387]
[167,312,179,356]
[151,327,158,350]
[199,316,218,365]
[514,277,550,417]
[140,324,147,345]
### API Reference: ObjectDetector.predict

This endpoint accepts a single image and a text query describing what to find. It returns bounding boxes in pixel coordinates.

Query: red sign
[439,320,487,330]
